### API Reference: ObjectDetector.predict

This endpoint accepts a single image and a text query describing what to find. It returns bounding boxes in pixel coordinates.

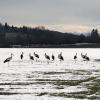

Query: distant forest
[0,22,100,47]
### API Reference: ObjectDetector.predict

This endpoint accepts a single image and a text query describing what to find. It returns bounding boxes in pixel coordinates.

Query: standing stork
[81,53,90,61]
[74,53,77,62]
[45,53,50,64]
[51,54,55,61]
[81,53,87,60]
[3,53,14,66]
[84,53,90,61]
[34,52,39,62]
[85,56,90,61]
[29,53,34,64]
[20,52,24,61]
[58,52,64,63]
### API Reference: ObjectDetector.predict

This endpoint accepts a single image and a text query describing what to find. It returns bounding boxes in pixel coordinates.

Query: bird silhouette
[20,52,24,60]
[29,53,34,64]
[81,53,87,59]
[74,53,77,61]
[85,56,90,61]
[45,53,50,63]
[4,53,14,66]
[81,53,90,61]
[34,52,39,61]
[52,54,55,61]
[58,52,64,63]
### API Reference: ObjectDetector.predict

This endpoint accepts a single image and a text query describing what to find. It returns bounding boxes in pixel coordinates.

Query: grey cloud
[0,0,100,32]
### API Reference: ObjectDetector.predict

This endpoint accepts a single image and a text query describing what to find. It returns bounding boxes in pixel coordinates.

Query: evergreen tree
[91,29,99,43]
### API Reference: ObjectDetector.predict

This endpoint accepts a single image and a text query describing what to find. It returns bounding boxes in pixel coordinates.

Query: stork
[58,52,64,63]
[81,53,87,60]
[74,53,77,62]
[45,53,50,64]
[81,53,90,61]
[34,52,39,62]
[29,53,34,64]
[20,52,24,61]
[52,54,55,61]
[3,53,14,66]
[85,56,90,61]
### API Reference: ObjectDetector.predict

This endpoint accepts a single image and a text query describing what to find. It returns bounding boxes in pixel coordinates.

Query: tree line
[0,22,100,47]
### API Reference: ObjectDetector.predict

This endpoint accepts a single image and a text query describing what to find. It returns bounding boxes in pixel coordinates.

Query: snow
[0,48,100,100]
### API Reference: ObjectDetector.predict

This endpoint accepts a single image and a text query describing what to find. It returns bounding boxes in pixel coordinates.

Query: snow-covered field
[0,48,100,100]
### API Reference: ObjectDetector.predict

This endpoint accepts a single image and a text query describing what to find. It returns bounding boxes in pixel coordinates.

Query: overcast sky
[0,0,100,33]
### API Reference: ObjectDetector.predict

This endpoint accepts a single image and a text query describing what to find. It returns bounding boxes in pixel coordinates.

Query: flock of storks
[3,52,90,66]
[74,53,90,61]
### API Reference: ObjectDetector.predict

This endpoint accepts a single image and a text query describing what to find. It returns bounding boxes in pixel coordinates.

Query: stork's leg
[31,60,33,64]
[47,60,49,64]
[36,58,37,62]
[8,62,9,67]
[60,60,61,63]
[74,59,76,63]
